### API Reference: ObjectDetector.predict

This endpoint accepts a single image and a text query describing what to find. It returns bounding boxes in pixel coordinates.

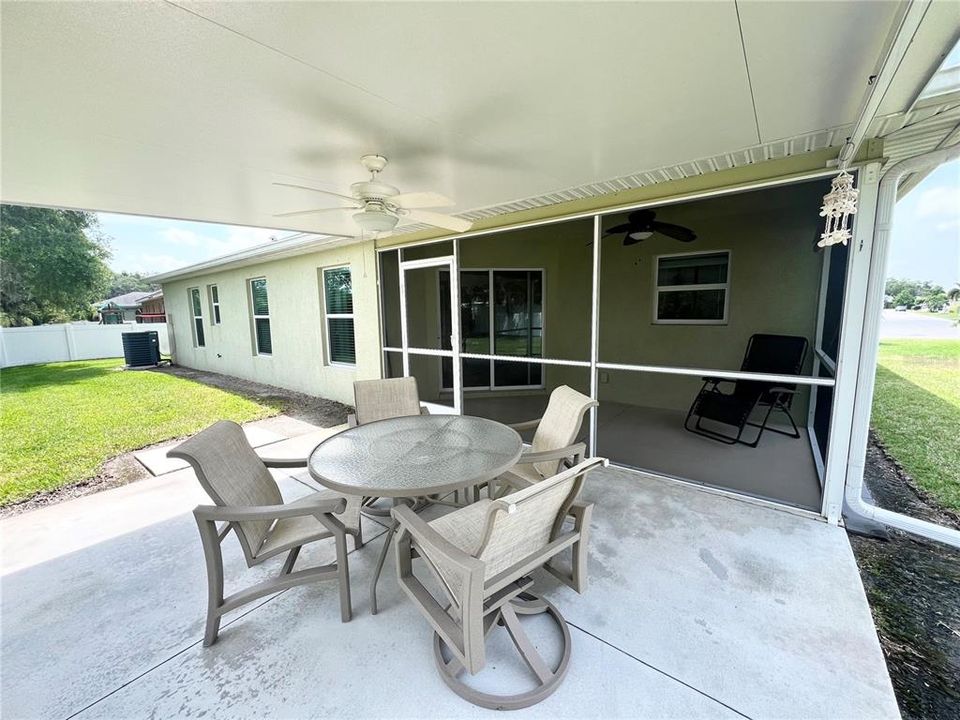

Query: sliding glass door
[440,269,544,390]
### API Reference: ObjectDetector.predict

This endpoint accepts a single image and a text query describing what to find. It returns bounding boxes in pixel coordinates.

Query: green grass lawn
[872,339,960,510]
[0,359,281,506]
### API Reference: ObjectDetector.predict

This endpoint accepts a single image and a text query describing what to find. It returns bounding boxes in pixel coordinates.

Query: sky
[888,159,960,290]
[96,213,294,276]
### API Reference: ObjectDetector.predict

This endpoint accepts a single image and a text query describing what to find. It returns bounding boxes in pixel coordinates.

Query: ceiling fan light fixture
[353,209,399,234]
[629,230,653,240]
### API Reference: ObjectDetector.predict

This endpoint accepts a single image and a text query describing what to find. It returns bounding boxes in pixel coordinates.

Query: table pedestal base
[432,593,571,710]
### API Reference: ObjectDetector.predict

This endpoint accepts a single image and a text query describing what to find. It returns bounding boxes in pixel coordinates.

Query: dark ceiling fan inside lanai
[605,210,697,245]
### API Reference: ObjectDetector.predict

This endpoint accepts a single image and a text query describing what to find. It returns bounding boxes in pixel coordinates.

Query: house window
[654,251,730,324]
[323,266,355,366]
[189,287,205,347]
[249,278,272,355]
[209,284,221,325]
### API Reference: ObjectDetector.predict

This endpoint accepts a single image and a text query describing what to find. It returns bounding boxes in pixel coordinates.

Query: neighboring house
[96,290,165,324]
[137,290,166,323]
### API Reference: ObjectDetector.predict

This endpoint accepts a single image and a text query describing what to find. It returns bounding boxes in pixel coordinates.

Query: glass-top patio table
[308,414,522,614]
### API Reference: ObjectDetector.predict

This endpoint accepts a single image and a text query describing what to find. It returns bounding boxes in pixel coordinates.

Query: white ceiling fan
[273,155,472,236]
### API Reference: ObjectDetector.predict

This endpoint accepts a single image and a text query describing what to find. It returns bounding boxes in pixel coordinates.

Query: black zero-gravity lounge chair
[684,333,809,448]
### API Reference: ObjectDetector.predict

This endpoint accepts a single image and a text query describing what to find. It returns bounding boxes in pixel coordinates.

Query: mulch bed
[849,433,960,720]
[0,366,351,519]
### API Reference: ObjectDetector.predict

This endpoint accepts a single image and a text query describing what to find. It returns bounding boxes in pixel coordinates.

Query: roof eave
[149,233,357,284]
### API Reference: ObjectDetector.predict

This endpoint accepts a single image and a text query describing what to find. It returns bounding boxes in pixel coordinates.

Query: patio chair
[683,333,809,448]
[393,457,606,710]
[489,385,597,498]
[169,420,361,646]
[347,376,430,427]
[349,376,430,514]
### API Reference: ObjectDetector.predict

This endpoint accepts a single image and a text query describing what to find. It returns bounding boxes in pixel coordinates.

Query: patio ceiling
[0,1,952,236]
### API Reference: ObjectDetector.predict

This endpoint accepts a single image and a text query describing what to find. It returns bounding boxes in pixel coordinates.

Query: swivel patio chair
[393,457,606,710]
[490,385,597,498]
[684,333,809,448]
[169,420,361,646]
[349,376,431,513]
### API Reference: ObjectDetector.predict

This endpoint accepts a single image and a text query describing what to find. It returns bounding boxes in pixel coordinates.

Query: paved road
[879,309,960,339]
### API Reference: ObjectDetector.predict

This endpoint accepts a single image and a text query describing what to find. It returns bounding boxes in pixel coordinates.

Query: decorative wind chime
[817,168,860,247]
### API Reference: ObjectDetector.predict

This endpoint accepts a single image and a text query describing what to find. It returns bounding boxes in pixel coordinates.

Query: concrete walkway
[0,421,899,719]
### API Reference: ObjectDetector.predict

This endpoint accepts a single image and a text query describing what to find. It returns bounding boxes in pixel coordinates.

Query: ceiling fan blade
[603,222,633,235]
[403,209,473,233]
[387,191,455,209]
[272,207,356,218]
[652,221,697,242]
[273,182,361,206]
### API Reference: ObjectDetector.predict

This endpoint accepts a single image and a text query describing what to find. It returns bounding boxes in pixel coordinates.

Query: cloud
[100,212,290,275]
[122,253,185,275]
[159,228,204,247]
[158,226,279,256]
[916,185,960,219]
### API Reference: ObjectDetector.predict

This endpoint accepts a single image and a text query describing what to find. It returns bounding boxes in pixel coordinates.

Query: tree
[924,291,948,312]
[0,205,111,326]
[107,271,158,298]
[948,284,960,302]
[893,289,915,308]
[885,277,949,309]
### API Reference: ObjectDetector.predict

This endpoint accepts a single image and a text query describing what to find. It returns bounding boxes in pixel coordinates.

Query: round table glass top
[308,414,523,498]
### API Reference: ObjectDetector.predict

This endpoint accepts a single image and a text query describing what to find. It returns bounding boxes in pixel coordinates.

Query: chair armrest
[497,472,537,492]
[194,494,346,523]
[260,457,308,469]
[768,386,798,395]
[516,442,587,466]
[702,376,733,385]
[508,418,542,432]
[392,505,484,575]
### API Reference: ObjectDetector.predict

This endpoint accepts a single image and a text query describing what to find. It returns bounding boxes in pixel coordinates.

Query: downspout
[843,144,960,549]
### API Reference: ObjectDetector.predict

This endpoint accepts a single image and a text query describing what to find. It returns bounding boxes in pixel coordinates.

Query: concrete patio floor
[0,423,898,719]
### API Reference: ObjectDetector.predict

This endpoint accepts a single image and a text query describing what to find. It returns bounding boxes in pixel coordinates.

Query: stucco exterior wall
[161,240,380,405]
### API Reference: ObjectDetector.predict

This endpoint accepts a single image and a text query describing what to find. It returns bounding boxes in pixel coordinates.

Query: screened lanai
[379,175,849,513]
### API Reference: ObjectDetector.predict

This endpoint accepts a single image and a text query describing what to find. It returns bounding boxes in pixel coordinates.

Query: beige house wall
[162,240,380,405]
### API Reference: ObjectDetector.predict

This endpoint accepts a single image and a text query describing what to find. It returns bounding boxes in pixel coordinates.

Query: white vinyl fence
[0,323,171,368]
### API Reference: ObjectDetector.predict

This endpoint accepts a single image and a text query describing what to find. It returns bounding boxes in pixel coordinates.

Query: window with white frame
[189,287,205,347]
[654,251,730,324]
[323,267,355,365]
[249,277,272,355]
[208,284,221,325]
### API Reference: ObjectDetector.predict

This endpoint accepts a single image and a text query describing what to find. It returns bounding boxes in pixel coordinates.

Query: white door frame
[399,255,462,414]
